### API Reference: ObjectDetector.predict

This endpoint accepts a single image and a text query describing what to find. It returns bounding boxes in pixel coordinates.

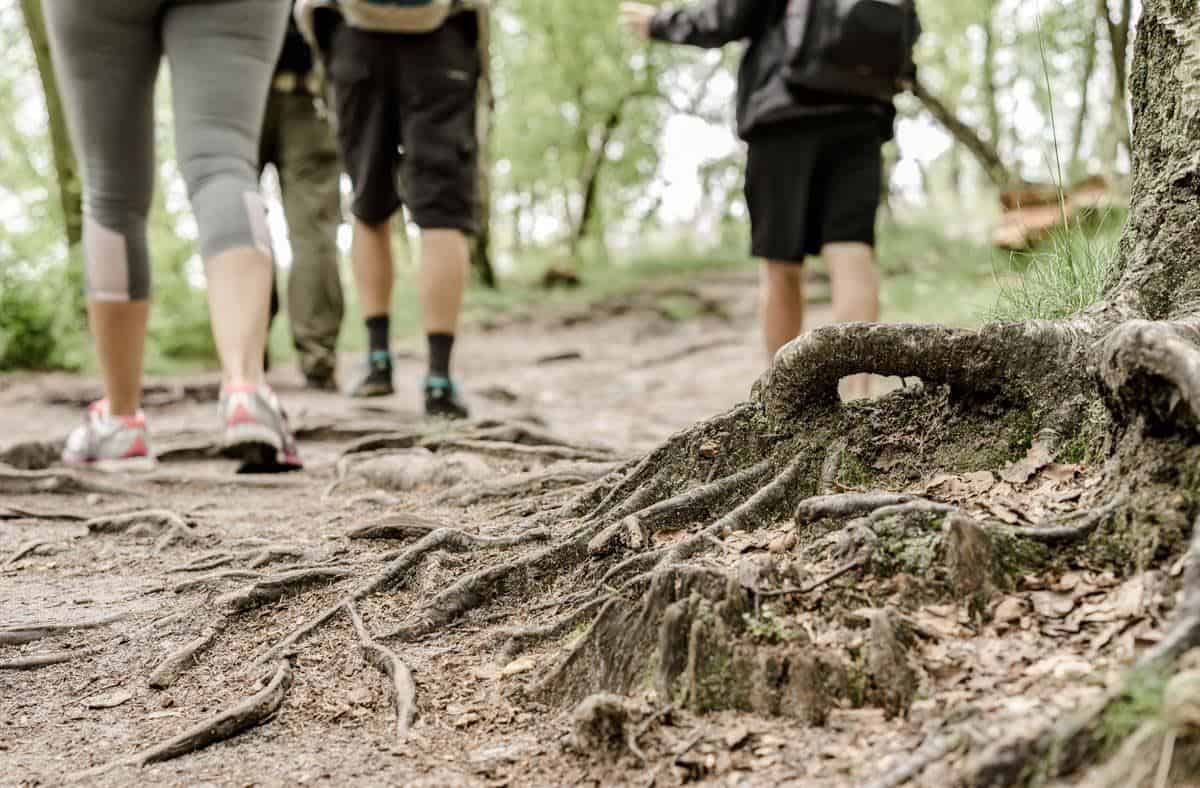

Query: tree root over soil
[78,660,292,777]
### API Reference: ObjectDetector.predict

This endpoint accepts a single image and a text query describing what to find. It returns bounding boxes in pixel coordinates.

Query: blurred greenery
[0,0,1133,373]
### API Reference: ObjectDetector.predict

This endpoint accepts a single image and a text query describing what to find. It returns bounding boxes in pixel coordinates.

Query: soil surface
[0,271,1155,786]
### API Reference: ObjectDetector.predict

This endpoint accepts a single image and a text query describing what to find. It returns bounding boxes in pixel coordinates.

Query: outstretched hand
[619,3,656,41]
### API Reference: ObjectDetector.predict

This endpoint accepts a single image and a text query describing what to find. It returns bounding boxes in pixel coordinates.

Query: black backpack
[781,0,921,102]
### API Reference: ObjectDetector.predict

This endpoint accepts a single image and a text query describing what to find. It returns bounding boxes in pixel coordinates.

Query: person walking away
[298,0,479,419]
[261,17,346,392]
[47,0,303,471]
[621,0,918,400]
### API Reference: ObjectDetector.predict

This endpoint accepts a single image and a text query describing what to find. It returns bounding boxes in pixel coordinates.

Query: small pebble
[160,695,175,709]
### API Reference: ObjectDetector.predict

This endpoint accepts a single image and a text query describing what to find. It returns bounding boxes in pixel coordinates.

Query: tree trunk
[19,0,82,250]
[569,104,624,259]
[471,6,497,289]
[981,0,1002,149]
[913,78,1015,187]
[1104,0,1134,162]
[1068,4,1101,180]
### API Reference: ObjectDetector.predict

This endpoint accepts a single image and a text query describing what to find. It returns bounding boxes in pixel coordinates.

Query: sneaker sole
[63,456,159,474]
[221,423,283,465]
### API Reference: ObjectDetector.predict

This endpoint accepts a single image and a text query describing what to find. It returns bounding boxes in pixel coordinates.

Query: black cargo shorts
[745,112,884,263]
[327,13,479,232]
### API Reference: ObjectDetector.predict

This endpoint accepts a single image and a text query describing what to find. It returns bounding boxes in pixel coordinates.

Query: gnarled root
[1098,319,1200,433]
[85,509,195,552]
[148,620,227,690]
[345,602,416,737]
[79,660,292,776]
[760,320,1091,422]
[215,568,352,613]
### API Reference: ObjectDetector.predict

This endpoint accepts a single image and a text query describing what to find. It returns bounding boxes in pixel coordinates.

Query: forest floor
[0,268,1171,787]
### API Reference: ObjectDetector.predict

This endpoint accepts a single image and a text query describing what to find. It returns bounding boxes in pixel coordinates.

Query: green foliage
[990,207,1123,322]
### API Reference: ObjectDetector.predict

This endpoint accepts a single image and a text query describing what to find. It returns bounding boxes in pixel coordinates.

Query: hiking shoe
[351,352,394,398]
[62,400,156,472]
[424,376,470,420]
[217,383,303,472]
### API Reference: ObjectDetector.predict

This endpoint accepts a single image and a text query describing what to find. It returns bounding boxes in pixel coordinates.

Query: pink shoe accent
[124,435,149,459]
[227,404,257,427]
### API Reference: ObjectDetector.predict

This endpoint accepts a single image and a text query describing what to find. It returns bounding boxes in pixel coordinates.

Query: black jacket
[649,0,894,140]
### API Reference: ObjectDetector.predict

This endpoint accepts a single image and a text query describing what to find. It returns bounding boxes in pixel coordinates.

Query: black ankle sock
[427,333,455,379]
[365,315,391,358]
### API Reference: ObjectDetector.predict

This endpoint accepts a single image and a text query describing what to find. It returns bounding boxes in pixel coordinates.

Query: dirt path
[0,271,1144,786]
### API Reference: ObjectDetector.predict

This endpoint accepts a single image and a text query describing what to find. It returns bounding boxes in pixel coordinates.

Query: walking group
[47,0,918,473]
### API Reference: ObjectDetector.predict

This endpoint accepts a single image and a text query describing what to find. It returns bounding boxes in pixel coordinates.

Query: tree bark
[1108,2,1200,319]
[1103,0,1134,162]
[19,0,82,250]
[912,78,1014,188]
[1069,4,1101,180]
[981,0,1002,149]
[569,103,625,258]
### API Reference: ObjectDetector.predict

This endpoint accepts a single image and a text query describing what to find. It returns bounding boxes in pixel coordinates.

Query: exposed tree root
[173,570,263,593]
[866,500,957,525]
[0,505,88,522]
[666,453,811,564]
[795,492,915,523]
[999,494,1127,545]
[380,532,598,643]
[345,602,416,737]
[215,568,352,613]
[494,595,609,664]
[588,459,775,557]
[0,645,104,671]
[760,320,1091,422]
[79,660,292,776]
[432,464,619,507]
[0,466,141,496]
[86,509,194,553]
[347,514,447,540]
[432,438,617,463]
[256,527,553,664]
[0,613,128,645]
[3,539,52,566]
[148,620,227,690]
[755,559,866,598]
[169,553,237,573]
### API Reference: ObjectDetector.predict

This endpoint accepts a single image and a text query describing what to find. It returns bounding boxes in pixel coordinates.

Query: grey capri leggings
[43,0,289,302]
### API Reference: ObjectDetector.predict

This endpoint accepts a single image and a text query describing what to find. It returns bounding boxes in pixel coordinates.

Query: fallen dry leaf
[1031,591,1076,619]
[85,689,133,710]
[1042,464,1081,483]
[1001,442,1057,485]
[994,597,1026,624]
[500,656,536,678]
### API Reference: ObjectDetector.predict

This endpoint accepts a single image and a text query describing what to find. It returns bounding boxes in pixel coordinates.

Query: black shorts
[327,14,479,231]
[745,114,884,263]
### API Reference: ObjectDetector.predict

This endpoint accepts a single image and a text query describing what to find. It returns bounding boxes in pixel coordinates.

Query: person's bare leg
[352,218,395,319]
[761,260,806,360]
[419,228,469,334]
[824,241,880,399]
[205,246,273,387]
[90,301,150,416]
